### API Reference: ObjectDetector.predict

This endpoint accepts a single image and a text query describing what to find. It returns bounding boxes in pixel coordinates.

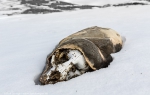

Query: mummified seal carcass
[39,26,123,85]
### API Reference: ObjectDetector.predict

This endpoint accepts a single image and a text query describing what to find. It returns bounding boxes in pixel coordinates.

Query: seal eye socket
[70,64,77,72]
[54,49,69,65]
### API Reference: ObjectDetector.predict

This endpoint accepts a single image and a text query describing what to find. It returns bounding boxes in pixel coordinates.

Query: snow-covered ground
[0,0,27,11]
[61,0,149,5]
[0,0,149,16]
[0,0,28,15]
[1,1,150,95]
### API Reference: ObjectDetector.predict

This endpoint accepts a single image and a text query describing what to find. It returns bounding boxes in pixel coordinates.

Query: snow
[0,0,29,15]
[0,0,149,15]
[1,2,150,95]
[0,0,57,15]
[0,0,22,11]
[68,50,87,69]
[60,0,140,5]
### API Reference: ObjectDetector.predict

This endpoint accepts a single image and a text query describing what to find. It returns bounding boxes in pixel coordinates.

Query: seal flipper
[101,54,113,68]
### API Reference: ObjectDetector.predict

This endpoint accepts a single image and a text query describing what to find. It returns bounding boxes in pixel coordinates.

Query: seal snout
[49,71,61,80]
[40,74,48,85]
[40,71,61,85]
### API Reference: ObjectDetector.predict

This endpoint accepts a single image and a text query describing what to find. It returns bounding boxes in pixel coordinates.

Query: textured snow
[0,0,24,11]
[0,0,29,15]
[61,0,139,5]
[1,2,150,95]
[0,0,149,15]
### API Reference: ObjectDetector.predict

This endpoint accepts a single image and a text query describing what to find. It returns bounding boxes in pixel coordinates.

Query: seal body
[40,26,123,85]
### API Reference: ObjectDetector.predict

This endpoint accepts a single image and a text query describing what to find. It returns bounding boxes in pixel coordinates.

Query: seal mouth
[40,49,89,84]
[40,71,61,84]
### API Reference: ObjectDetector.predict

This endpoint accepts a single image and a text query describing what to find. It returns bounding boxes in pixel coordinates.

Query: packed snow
[1,1,150,95]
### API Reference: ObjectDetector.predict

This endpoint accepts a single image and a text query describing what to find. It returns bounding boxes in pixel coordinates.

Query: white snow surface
[0,0,149,15]
[0,0,29,15]
[1,4,150,95]
[0,0,23,11]
[68,50,86,69]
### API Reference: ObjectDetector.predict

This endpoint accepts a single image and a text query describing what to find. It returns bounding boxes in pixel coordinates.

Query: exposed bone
[45,49,89,83]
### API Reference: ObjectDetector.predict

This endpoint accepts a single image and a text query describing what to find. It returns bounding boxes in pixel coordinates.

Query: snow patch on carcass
[68,50,88,70]
[46,49,89,81]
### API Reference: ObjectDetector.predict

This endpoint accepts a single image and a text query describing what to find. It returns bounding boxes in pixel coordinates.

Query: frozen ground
[1,2,150,95]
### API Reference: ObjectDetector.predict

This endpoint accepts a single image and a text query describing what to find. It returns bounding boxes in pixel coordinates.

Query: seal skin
[40,26,123,84]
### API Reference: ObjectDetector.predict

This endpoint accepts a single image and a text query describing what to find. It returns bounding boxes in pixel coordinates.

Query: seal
[39,26,123,85]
